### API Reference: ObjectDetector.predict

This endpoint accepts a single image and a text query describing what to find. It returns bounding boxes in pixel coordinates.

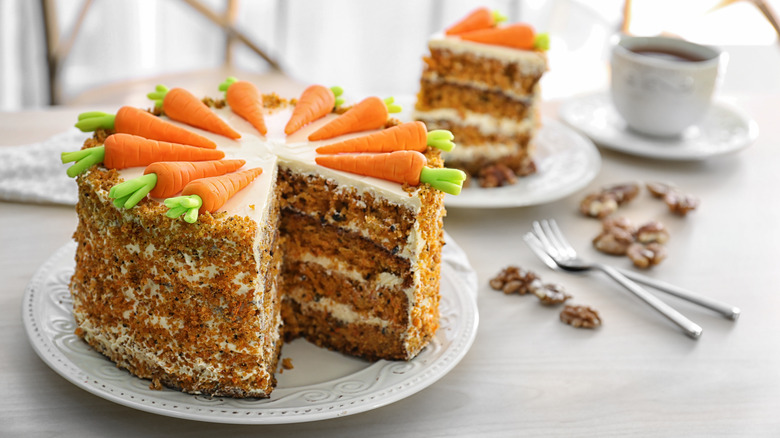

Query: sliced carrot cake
[63,81,465,398]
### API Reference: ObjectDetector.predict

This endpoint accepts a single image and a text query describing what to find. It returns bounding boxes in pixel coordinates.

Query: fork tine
[540,219,569,258]
[532,220,559,258]
[548,219,578,259]
[522,232,558,270]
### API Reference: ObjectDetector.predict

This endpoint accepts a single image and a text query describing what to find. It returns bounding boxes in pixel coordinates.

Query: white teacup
[610,35,724,138]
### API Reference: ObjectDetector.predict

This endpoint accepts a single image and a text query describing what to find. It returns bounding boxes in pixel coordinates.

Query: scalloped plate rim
[22,238,478,424]
[443,118,601,209]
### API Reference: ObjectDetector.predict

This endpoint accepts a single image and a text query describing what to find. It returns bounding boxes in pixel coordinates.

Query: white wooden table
[2,56,780,436]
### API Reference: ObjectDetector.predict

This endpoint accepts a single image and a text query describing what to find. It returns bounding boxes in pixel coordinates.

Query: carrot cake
[63,82,465,398]
[414,8,549,186]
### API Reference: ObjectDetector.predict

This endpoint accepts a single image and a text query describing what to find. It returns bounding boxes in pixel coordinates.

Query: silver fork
[523,232,740,320]
[529,219,703,339]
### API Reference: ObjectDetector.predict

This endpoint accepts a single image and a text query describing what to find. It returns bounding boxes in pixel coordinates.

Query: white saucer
[558,92,759,161]
[444,118,601,209]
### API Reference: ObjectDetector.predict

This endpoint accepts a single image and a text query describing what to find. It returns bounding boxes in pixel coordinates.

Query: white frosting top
[428,32,547,68]
[118,102,422,223]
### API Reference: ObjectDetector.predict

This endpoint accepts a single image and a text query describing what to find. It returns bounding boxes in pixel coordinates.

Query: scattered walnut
[478,163,517,188]
[530,281,572,305]
[602,216,636,235]
[664,191,700,216]
[580,192,619,218]
[627,242,667,268]
[602,182,640,205]
[489,265,539,295]
[560,305,601,328]
[282,357,294,370]
[635,221,670,244]
[593,228,635,255]
[646,181,676,198]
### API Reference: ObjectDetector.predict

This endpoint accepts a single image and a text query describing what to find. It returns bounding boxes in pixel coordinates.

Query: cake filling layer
[416,80,535,121]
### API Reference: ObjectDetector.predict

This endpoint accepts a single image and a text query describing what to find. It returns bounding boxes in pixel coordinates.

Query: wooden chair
[40,0,282,105]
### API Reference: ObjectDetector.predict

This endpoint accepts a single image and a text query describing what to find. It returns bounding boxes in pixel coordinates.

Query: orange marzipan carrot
[163,87,242,139]
[144,159,246,198]
[445,7,494,35]
[308,96,388,142]
[104,133,224,169]
[459,23,535,50]
[115,106,216,149]
[284,85,335,135]
[315,121,428,154]
[315,151,425,186]
[226,81,267,135]
[182,167,264,213]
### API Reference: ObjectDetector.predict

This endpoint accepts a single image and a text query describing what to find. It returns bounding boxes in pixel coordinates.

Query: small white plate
[444,118,601,209]
[23,236,478,424]
[558,92,759,161]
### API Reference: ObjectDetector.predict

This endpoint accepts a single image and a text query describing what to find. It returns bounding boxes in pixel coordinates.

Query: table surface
[3,53,780,437]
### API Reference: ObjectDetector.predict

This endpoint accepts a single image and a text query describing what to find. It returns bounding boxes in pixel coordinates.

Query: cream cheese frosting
[118,103,422,225]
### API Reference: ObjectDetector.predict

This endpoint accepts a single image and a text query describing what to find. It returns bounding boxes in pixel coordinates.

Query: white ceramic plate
[443,118,601,209]
[558,92,759,161]
[23,237,478,424]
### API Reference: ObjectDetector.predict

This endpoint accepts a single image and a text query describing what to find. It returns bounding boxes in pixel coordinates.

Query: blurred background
[1,0,778,110]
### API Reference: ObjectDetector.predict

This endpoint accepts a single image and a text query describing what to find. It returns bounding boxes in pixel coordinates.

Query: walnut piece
[580,192,619,218]
[478,163,517,188]
[646,181,676,198]
[602,182,640,205]
[489,265,539,295]
[530,281,572,305]
[593,228,634,255]
[560,305,602,328]
[664,191,700,216]
[602,216,636,234]
[635,220,670,244]
[627,242,667,268]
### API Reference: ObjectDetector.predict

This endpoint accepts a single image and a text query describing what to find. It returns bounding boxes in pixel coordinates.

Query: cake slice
[415,10,549,186]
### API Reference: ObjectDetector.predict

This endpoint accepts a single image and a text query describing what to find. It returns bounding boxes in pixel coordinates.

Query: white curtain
[0,0,48,110]
[0,0,621,110]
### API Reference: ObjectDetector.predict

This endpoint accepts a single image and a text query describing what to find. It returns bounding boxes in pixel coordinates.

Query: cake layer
[275,167,417,256]
[281,298,407,361]
[281,210,413,326]
[424,37,547,97]
[416,80,536,122]
[71,169,283,398]
[416,118,537,175]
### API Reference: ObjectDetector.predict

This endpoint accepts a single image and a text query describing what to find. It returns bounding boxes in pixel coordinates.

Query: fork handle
[598,264,703,339]
[616,268,741,320]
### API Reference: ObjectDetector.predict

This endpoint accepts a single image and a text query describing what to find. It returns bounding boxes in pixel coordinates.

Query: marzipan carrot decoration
[308,96,402,141]
[108,159,246,209]
[315,151,466,195]
[459,24,549,51]
[164,167,264,223]
[284,84,345,135]
[315,121,455,154]
[445,7,507,35]
[75,106,217,149]
[61,133,225,178]
[148,85,241,139]
[219,77,267,135]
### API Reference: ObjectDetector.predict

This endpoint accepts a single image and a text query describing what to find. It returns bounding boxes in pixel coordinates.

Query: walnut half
[627,242,667,268]
[489,265,539,295]
[580,192,619,218]
[530,281,572,305]
[560,305,602,328]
